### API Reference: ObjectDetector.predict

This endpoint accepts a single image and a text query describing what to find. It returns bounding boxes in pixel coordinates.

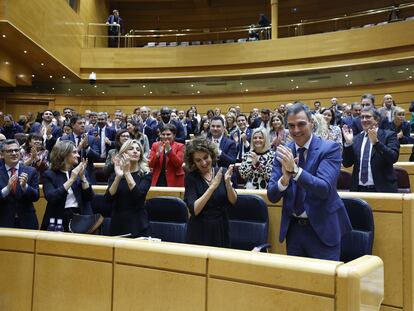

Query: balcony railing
[85,2,414,48]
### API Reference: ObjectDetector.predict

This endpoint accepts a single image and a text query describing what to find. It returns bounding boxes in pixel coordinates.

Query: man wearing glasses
[0,139,39,229]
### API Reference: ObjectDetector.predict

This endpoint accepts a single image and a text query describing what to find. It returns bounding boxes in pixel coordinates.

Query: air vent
[109,85,130,88]
[307,76,331,80]
[375,78,385,82]
[205,82,227,86]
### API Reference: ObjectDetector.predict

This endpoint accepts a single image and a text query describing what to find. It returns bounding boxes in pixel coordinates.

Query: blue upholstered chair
[337,169,352,191]
[145,196,188,243]
[394,166,411,193]
[340,198,374,262]
[227,194,270,251]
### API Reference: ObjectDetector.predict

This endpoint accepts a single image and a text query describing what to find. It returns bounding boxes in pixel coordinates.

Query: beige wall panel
[0,251,34,311]
[4,100,48,119]
[207,278,334,311]
[0,235,35,252]
[36,239,113,261]
[33,254,112,311]
[373,212,404,307]
[267,204,286,254]
[113,264,205,311]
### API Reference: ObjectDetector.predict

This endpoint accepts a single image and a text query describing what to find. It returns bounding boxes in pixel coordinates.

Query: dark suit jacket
[60,133,101,184]
[148,141,185,187]
[343,128,400,192]
[141,117,158,147]
[388,121,413,144]
[230,128,252,161]
[216,136,237,168]
[88,126,116,157]
[158,120,186,144]
[30,122,62,140]
[0,122,23,139]
[0,163,39,229]
[40,169,94,230]
[267,136,351,247]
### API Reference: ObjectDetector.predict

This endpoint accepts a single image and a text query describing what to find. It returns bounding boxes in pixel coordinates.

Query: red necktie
[10,167,17,194]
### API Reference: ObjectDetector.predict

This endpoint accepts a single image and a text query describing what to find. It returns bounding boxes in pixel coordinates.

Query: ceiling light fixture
[31,74,35,78]
[80,88,83,91]
[349,81,353,85]
[4,61,9,65]
[345,74,349,77]
[23,50,27,54]
[142,85,146,88]
[40,63,44,66]
[197,90,200,94]
[191,84,194,87]
[290,79,294,82]
[149,91,153,94]
[62,76,66,79]
[52,87,55,90]
[239,82,243,85]
[94,85,97,88]
[245,89,249,92]
[295,85,299,89]
[49,75,53,78]
[1,34,6,38]
[18,74,24,78]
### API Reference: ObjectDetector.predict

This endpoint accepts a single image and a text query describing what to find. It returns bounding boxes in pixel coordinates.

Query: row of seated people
[0,121,375,262]
[0,93,412,194]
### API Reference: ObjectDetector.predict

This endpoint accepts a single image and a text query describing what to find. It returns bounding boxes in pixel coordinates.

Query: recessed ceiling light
[197,90,200,94]
[49,75,53,78]
[52,87,55,90]
[409,76,413,79]
[290,79,294,82]
[345,74,349,77]
[101,91,105,94]
[62,76,66,79]
[406,68,410,71]
[192,93,195,95]
[239,82,243,85]
[94,85,97,88]
[31,74,35,78]
[40,63,44,66]
[4,61,9,65]
[349,81,353,85]
[191,84,194,87]
[23,50,27,54]
[295,85,299,89]
[149,91,153,94]
[18,74,24,78]
[142,85,146,88]
[1,34,6,38]
[80,88,83,91]
[68,88,71,91]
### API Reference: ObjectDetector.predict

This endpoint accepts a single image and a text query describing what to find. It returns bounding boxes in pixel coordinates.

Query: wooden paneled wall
[0,0,108,72]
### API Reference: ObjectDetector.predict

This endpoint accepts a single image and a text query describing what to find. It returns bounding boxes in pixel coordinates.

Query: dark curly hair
[184,137,218,172]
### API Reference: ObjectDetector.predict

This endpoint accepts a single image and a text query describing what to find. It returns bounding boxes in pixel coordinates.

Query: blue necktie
[294,147,306,215]
[361,135,371,184]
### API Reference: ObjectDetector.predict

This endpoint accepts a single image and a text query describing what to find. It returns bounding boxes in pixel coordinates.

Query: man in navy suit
[230,114,252,162]
[140,106,158,147]
[88,112,116,162]
[267,103,351,260]
[342,107,399,193]
[0,139,39,229]
[209,116,237,168]
[60,116,101,184]
[341,102,362,128]
[106,9,123,47]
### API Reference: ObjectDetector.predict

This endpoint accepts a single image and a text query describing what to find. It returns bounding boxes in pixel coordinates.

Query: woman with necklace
[239,127,274,190]
[105,139,152,237]
[184,137,237,247]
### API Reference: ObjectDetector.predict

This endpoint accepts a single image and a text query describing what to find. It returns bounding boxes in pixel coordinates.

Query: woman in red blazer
[149,123,185,187]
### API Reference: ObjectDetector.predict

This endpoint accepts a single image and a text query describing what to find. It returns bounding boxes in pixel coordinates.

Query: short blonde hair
[118,139,149,175]
[394,106,405,117]
[50,140,75,171]
[251,127,271,152]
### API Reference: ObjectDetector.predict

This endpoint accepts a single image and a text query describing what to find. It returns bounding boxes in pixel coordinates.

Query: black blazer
[343,129,400,192]
[40,169,94,229]
[0,163,39,229]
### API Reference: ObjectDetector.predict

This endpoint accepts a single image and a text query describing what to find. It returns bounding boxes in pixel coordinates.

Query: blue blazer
[0,163,39,229]
[230,128,252,161]
[40,169,94,230]
[267,136,351,247]
[141,118,158,147]
[30,122,62,140]
[88,126,116,156]
[217,136,237,168]
[343,128,399,192]
[0,122,24,139]
[388,121,413,144]
[60,133,101,184]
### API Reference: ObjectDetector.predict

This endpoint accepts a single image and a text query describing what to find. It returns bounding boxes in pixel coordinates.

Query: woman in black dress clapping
[184,137,237,247]
[105,139,152,237]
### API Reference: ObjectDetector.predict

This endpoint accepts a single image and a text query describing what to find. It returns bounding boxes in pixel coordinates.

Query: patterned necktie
[293,147,306,215]
[361,135,371,184]
[10,167,17,194]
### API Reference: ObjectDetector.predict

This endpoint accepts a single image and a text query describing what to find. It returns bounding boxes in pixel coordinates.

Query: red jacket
[149,141,185,187]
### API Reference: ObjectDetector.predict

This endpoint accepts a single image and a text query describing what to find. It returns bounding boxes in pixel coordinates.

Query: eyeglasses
[4,149,20,154]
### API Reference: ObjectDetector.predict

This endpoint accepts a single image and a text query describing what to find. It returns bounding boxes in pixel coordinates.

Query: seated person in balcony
[20,133,49,175]
[388,106,413,144]
[268,103,351,260]
[239,128,274,190]
[104,129,131,177]
[342,107,399,193]
[231,114,252,162]
[87,113,116,163]
[105,139,152,237]
[149,124,185,187]
[184,138,237,247]
[0,139,39,229]
[41,141,94,231]
[0,114,23,139]
[106,9,124,48]
[157,107,186,144]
